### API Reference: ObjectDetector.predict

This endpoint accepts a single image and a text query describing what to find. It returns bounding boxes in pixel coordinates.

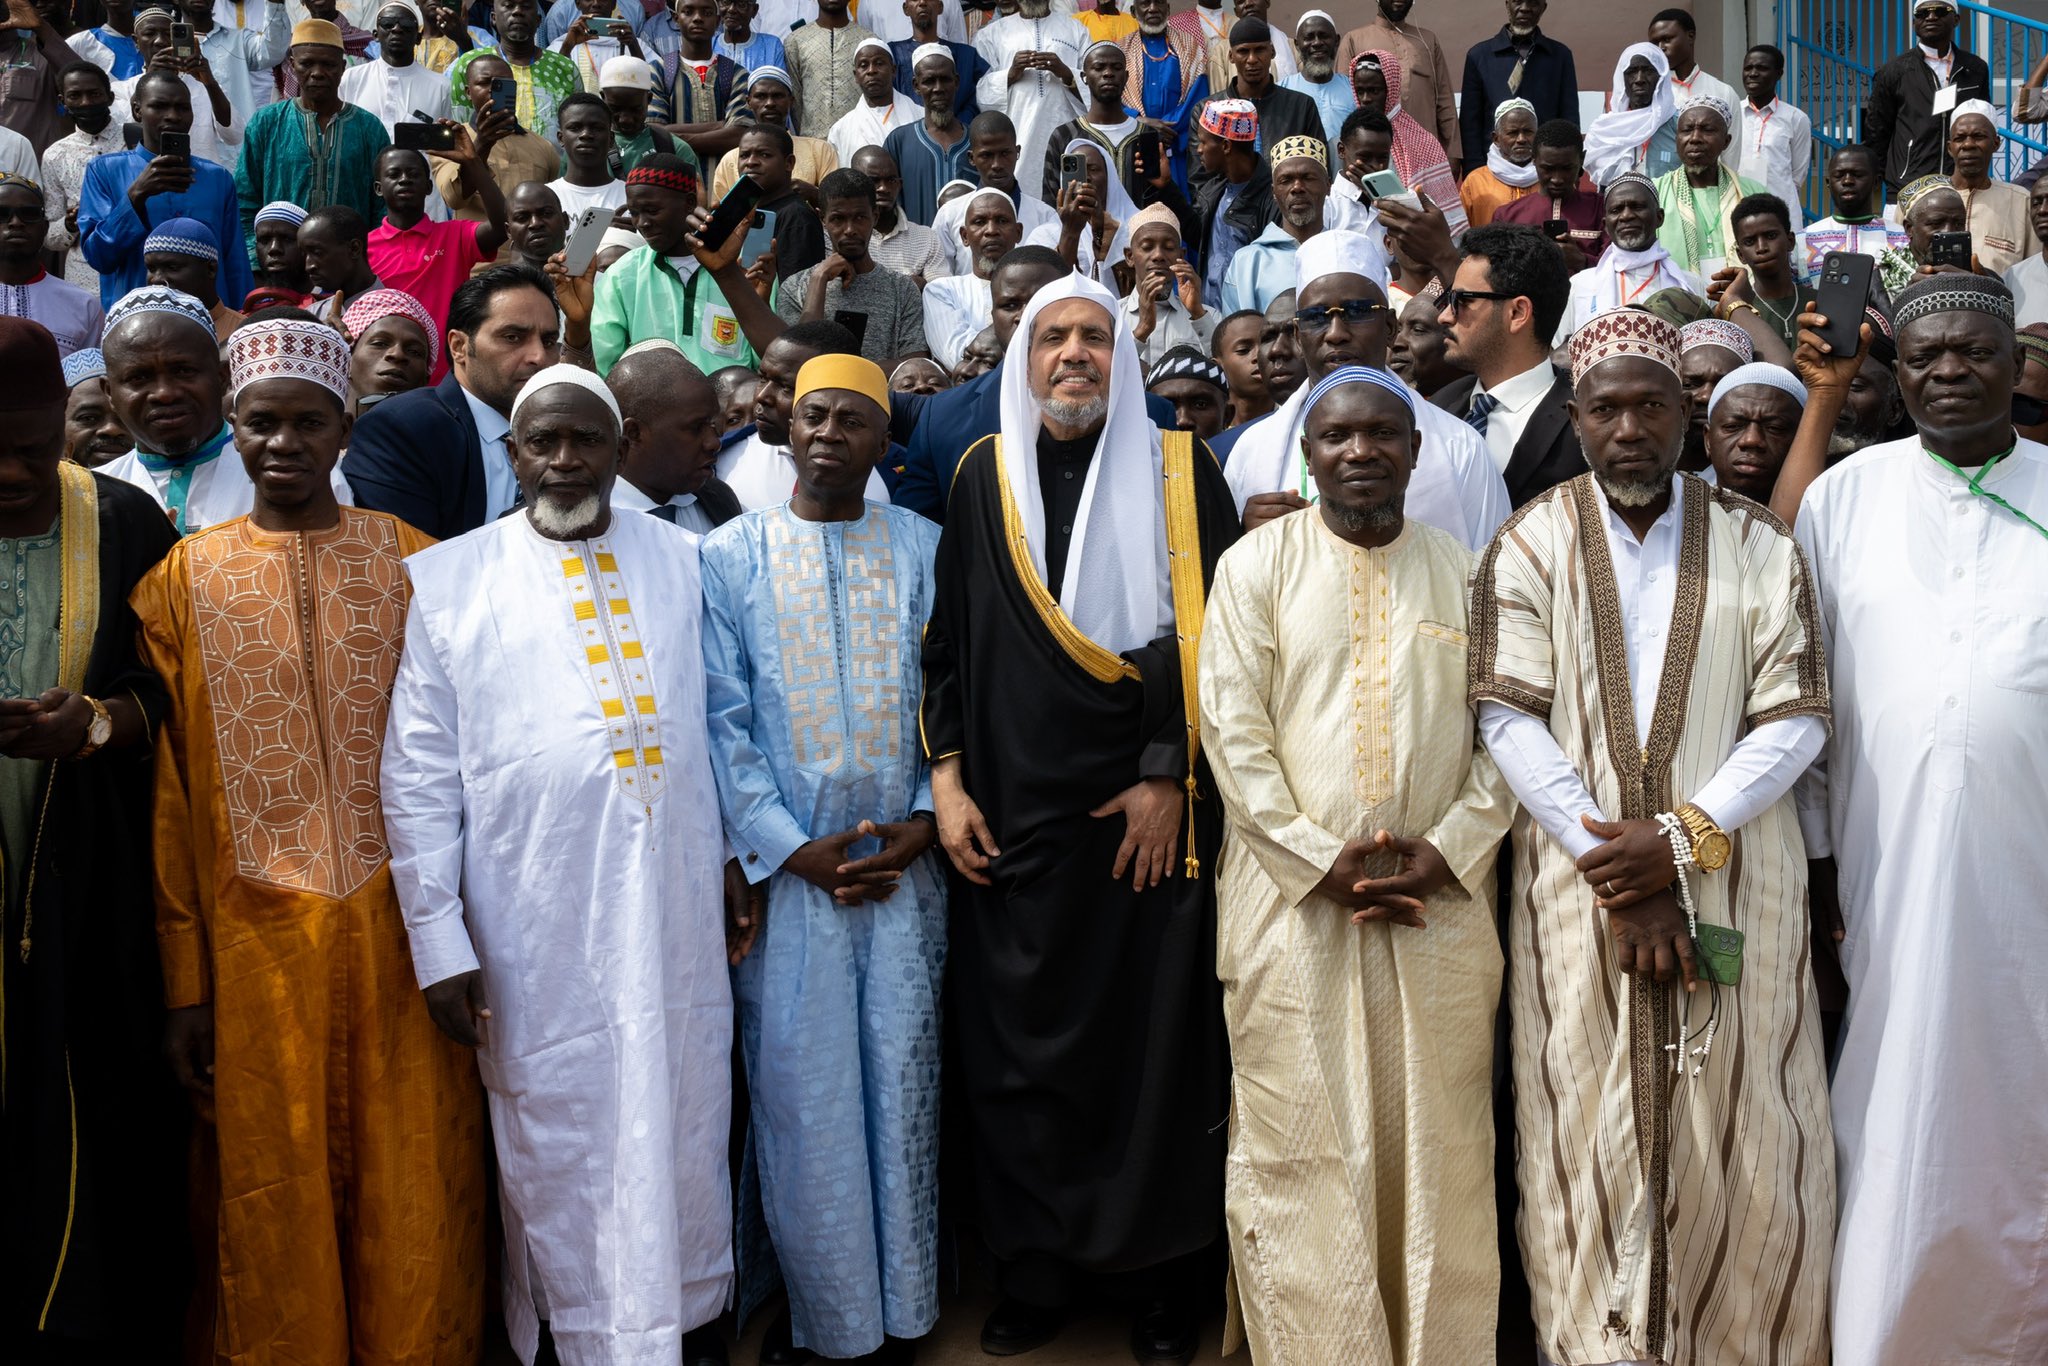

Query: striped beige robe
[1200,513,1514,1364]
[1468,475,1834,1366]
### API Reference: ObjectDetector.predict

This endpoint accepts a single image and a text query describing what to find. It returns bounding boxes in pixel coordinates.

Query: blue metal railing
[1778,0,2048,217]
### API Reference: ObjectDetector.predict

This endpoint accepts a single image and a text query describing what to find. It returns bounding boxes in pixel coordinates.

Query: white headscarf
[1584,42,1676,188]
[996,271,1171,655]
[1487,97,1540,188]
[1025,138,1139,289]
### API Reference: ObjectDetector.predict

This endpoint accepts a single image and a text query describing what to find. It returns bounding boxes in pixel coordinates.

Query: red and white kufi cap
[1200,98,1258,143]
[228,317,352,402]
[1570,307,1682,387]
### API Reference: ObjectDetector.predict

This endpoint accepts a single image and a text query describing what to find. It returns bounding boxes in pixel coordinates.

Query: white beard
[1596,470,1668,507]
[528,491,605,539]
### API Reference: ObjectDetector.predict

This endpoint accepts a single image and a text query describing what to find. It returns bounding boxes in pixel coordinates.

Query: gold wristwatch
[1676,803,1732,872]
[69,695,111,761]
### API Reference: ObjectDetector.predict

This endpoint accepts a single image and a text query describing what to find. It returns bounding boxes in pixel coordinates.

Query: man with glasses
[0,176,102,356]
[1864,0,1990,193]
[1217,228,1508,550]
[340,0,455,134]
[1431,223,1583,508]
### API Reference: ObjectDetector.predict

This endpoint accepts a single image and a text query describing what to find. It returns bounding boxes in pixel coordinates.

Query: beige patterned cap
[1570,307,1682,386]
[229,317,352,402]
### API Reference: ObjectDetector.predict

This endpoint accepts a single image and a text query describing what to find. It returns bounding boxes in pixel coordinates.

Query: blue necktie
[1466,391,1499,435]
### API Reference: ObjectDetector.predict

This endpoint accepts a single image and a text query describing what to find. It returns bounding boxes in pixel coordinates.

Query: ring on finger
[1603,879,1617,896]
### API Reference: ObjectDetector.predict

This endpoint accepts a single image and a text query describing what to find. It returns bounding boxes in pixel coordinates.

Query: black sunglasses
[1294,299,1390,332]
[1442,288,1515,317]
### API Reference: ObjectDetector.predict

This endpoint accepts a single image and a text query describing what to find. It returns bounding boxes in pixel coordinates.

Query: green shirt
[0,520,58,908]
[612,126,699,177]
[236,100,392,260]
[591,245,766,374]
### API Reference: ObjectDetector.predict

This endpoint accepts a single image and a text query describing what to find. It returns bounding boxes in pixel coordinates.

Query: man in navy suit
[891,247,1184,522]
[345,262,563,538]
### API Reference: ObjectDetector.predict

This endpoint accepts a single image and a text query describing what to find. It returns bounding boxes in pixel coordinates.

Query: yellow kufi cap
[290,17,344,47]
[793,353,891,417]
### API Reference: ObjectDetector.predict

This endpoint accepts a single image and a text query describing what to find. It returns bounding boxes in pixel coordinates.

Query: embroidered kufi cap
[1199,98,1258,143]
[342,287,441,368]
[1125,201,1181,242]
[1897,173,1951,218]
[1677,93,1733,129]
[626,152,699,195]
[749,64,791,91]
[106,284,216,342]
[795,353,891,416]
[254,200,310,228]
[1892,271,2015,331]
[62,346,105,389]
[1269,133,1326,169]
[1709,360,1806,414]
[1606,169,1657,200]
[1679,318,1753,362]
[144,215,219,263]
[1301,364,1415,422]
[1570,307,1683,386]
[1146,345,1225,392]
[1494,96,1537,125]
[228,316,351,402]
[512,363,622,428]
[0,319,64,411]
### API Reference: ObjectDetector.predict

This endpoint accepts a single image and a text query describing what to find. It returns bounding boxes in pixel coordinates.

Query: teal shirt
[590,245,766,375]
[235,100,391,263]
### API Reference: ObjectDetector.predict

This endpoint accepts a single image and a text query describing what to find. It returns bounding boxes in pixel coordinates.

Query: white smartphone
[561,205,614,276]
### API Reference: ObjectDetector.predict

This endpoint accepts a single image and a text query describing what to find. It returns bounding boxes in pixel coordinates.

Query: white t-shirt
[548,177,628,220]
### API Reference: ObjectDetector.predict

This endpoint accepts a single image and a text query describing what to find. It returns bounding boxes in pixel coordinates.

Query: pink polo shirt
[365,216,489,381]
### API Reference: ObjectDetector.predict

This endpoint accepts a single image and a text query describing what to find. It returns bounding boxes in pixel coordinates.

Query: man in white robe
[382,365,733,1366]
[1790,272,2048,1366]
[826,37,921,164]
[1471,307,1833,1366]
[973,0,1088,203]
[1222,229,1510,552]
[1555,170,1700,349]
[1199,363,1513,1362]
[716,323,891,510]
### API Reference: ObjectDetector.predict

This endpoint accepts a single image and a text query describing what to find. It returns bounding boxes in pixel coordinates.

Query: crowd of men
[0,0,2044,1365]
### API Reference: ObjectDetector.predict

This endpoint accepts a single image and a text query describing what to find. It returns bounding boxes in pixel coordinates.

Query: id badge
[1695,923,1745,986]
[1933,83,1959,115]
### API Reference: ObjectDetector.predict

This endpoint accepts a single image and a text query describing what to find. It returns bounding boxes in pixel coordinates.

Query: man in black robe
[922,272,1239,1364]
[0,317,186,1361]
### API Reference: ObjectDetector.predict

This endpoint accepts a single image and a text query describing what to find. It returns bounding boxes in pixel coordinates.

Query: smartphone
[740,208,776,269]
[356,391,394,412]
[1929,230,1973,270]
[1059,152,1087,196]
[156,129,190,160]
[170,20,196,58]
[833,309,870,351]
[1813,250,1878,358]
[394,120,457,152]
[490,76,518,117]
[1135,126,1162,180]
[1543,217,1569,239]
[699,174,765,257]
[560,205,614,275]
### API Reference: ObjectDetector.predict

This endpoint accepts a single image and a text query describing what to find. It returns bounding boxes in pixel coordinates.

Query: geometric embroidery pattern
[188,514,408,898]
[1347,544,1393,807]
[562,538,664,805]
[769,511,901,774]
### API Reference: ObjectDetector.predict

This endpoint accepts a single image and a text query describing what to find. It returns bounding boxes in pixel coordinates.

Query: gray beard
[1325,496,1404,535]
[1596,470,1668,507]
[528,491,605,539]
[1138,19,1168,35]
[1019,0,1052,16]
[1042,393,1108,429]
[1301,57,1334,82]
[1827,429,1867,459]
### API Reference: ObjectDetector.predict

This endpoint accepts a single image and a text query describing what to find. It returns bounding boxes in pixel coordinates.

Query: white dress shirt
[198,3,290,127]
[1116,286,1218,369]
[1666,66,1741,124]
[611,474,716,534]
[1738,96,1812,232]
[1464,358,1555,475]
[714,432,889,512]
[339,57,455,134]
[461,385,522,521]
[920,272,992,371]
[1478,475,1827,860]
[112,72,242,170]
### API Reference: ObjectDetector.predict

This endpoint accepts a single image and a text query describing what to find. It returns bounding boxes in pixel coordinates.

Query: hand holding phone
[559,204,614,277]
[1928,230,1973,271]
[1810,251,1876,359]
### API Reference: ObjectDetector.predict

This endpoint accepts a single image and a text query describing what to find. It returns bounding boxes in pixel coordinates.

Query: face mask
[65,104,113,134]
[2013,391,2047,428]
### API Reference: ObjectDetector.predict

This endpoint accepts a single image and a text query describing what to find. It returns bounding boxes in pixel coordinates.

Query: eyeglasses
[1294,299,1390,332]
[1442,288,1515,317]
[0,205,48,225]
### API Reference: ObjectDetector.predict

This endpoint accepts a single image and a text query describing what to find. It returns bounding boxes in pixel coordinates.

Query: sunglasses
[1442,288,1515,317]
[1294,299,1390,332]
[0,205,48,225]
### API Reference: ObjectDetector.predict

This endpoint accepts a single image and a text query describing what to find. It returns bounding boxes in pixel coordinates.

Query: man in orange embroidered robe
[131,315,485,1365]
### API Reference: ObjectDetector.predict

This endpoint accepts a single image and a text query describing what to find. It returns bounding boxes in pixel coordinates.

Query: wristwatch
[1676,803,1732,872]
[69,695,112,761]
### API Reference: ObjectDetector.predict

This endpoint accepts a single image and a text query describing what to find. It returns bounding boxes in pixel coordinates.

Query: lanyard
[1924,444,2048,543]
[1749,100,1774,154]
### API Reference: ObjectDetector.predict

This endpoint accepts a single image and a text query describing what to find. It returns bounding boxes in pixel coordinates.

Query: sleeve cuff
[738,806,810,886]
[157,927,211,1009]
[407,911,482,990]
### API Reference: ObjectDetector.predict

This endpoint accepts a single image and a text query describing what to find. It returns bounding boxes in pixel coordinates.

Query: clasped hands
[1578,814,1698,989]
[1314,830,1453,929]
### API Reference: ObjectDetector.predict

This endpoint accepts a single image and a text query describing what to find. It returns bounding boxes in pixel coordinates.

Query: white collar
[611,478,699,513]
[1593,471,1685,543]
[1476,359,1555,413]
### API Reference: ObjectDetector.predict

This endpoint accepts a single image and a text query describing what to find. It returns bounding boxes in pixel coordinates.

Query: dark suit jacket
[1863,46,1993,191]
[345,375,489,540]
[891,365,1183,523]
[1459,27,1579,168]
[1432,366,1585,509]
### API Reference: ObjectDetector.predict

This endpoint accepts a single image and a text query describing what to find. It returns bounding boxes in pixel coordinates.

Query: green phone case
[1696,923,1745,986]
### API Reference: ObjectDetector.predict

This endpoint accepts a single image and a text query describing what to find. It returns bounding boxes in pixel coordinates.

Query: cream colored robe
[1198,511,1514,1365]
[1468,474,1834,1366]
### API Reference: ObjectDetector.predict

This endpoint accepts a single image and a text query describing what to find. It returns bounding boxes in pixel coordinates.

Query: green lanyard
[1923,443,2048,543]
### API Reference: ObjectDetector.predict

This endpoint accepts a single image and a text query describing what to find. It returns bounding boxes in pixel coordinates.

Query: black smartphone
[833,309,869,350]
[1543,217,1569,238]
[156,129,190,160]
[587,15,627,33]
[394,120,457,152]
[1929,230,1973,270]
[699,174,765,256]
[1135,126,1161,179]
[490,76,518,116]
[1059,152,1087,195]
[1813,251,1877,358]
[356,391,393,411]
[170,20,196,58]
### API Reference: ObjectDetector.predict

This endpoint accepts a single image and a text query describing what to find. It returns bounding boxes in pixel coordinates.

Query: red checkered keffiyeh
[343,288,442,369]
[228,317,352,402]
[1569,307,1682,387]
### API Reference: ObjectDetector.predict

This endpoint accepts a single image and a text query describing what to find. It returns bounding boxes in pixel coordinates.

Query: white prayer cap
[1296,228,1390,294]
[1082,39,1123,62]
[1708,361,1807,415]
[599,225,643,254]
[1296,8,1336,32]
[1952,97,1999,129]
[600,55,655,91]
[373,0,424,25]
[911,41,953,69]
[512,364,624,430]
[854,37,894,62]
